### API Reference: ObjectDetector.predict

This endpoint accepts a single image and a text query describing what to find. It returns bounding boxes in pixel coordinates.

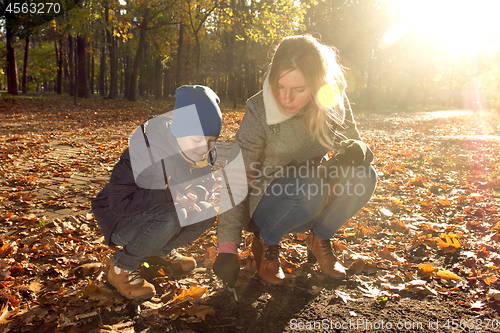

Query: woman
[213,35,377,286]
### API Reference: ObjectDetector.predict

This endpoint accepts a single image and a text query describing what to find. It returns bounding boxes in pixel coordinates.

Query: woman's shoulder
[246,90,264,109]
[240,91,267,127]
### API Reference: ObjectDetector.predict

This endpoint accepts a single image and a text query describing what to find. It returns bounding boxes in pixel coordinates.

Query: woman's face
[276,69,311,114]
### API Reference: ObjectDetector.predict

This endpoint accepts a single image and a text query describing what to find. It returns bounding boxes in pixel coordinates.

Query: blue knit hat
[171,85,222,138]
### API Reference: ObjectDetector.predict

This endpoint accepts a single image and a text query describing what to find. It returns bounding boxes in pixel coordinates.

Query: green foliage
[2,0,499,110]
[15,41,58,87]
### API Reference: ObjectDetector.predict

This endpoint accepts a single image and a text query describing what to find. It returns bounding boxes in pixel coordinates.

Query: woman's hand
[213,242,240,287]
[175,189,202,212]
[335,139,374,166]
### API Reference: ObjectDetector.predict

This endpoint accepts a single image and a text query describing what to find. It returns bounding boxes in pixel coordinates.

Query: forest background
[1,0,500,112]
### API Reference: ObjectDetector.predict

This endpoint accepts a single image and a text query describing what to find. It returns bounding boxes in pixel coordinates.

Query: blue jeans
[111,202,215,271]
[253,164,377,245]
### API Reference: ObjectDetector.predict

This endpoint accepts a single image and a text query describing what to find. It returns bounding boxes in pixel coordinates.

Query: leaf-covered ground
[0,94,500,332]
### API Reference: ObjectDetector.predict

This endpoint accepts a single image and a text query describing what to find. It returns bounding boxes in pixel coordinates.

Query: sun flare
[387,0,500,53]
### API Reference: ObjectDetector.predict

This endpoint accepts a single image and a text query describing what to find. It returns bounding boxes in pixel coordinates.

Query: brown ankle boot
[159,249,197,272]
[251,234,264,270]
[252,237,285,285]
[107,262,156,301]
[306,233,346,279]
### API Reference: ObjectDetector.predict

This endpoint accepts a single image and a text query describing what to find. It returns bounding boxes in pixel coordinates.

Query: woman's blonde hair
[268,34,348,149]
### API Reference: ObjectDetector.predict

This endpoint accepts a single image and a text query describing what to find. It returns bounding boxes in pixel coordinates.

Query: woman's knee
[344,165,377,193]
[356,165,377,196]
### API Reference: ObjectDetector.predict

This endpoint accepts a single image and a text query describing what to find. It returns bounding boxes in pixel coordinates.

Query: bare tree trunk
[90,41,95,94]
[119,43,123,95]
[163,67,169,98]
[56,40,63,94]
[124,54,131,98]
[99,31,106,96]
[77,36,90,98]
[74,37,77,104]
[138,45,147,98]
[194,34,201,83]
[62,39,69,93]
[22,37,30,94]
[6,21,18,95]
[116,37,120,95]
[224,30,236,108]
[106,6,118,99]
[68,34,75,96]
[176,23,184,87]
[88,41,93,94]
[155,56,162,100]
[128,10,150,101]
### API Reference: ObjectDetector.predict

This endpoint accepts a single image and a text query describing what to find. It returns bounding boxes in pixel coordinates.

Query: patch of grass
[0,91,55,99]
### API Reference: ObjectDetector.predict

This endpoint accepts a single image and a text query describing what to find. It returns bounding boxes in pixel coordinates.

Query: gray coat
[217,86,362,245]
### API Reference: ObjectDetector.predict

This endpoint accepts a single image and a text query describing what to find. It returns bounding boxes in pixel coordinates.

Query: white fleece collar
[263,77,297,125]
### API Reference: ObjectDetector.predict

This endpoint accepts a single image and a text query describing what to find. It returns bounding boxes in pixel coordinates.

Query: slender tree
[105,2,118,99]
[176,23,185,86]
[5,14,19,95]
[21,37,30,94]
[184,0,219,83]
[126,0,179,101]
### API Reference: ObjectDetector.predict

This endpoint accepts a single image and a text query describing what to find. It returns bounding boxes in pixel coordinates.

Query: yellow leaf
[435,269,463,281]
[484,276,498,285]
[418,263,436,274]
[173,286,208,301]
[436,238,450,248]
[445,234,452,245]
[408,177,429,188]
[438,197,451,206]
[436,235,460,248]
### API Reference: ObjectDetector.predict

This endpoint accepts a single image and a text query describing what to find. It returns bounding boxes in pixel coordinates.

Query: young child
[92,85,222,301]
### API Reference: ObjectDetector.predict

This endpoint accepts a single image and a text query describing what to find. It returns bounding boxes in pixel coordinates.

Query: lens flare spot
[379,21,408,49]
[316,84,345,124]
[316,84,342,110]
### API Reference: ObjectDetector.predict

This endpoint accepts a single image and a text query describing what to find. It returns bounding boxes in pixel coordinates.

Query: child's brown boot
[107,262,155,301]
[160,249,197,272]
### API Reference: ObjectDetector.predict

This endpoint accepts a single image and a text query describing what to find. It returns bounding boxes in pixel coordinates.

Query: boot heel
[252,235,264,270]
[307,249,317,264]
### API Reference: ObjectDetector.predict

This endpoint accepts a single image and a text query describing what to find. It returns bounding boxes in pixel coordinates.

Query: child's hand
[175,190,202,212]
